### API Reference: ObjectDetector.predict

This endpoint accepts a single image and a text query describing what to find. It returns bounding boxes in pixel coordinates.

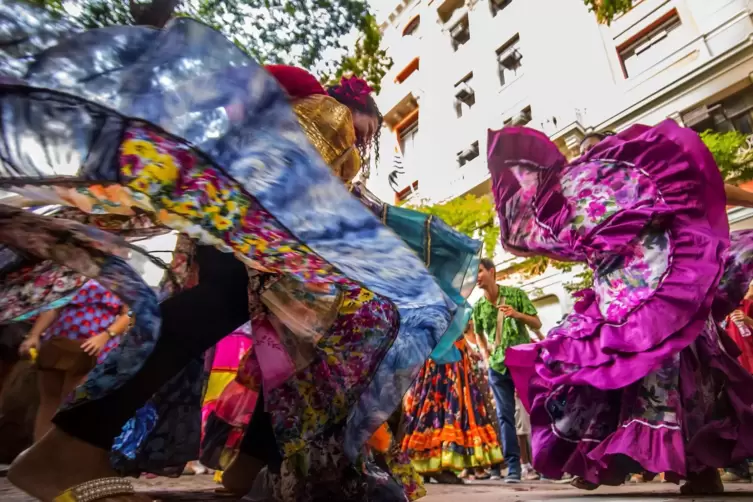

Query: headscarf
[265,65,327,100]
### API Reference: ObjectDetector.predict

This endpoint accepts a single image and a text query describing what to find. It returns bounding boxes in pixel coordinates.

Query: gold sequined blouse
[291,95,361,184]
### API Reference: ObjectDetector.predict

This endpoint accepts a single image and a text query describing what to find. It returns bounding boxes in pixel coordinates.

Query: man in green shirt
[472,258,541,483]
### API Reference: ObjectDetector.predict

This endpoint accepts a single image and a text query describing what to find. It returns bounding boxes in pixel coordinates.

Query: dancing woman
[0,5,459,501]
[488,121,753,494]
[18,280,131,441]
[401,327,503,484]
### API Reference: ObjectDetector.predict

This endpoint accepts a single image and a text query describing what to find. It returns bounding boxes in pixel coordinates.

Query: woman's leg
[60,371,87,406]
[9,247,252,501]
[34,370,64,442]
[681,468,724,495]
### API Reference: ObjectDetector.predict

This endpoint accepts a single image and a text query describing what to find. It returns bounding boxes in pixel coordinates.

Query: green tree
[412,195,499,258]
[582,0,635,24]
[320,13,392,93]
[701,130,753,184]
[30,0,382,74]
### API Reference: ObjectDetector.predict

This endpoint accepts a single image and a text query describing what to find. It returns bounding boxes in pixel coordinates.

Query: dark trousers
[53,246,276,462]
[488,367,521,476]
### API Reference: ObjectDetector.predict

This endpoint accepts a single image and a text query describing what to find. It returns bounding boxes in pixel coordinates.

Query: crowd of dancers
[2,2,753,501]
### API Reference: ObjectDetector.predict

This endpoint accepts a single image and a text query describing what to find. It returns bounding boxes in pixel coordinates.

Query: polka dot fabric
[44,280,124,363]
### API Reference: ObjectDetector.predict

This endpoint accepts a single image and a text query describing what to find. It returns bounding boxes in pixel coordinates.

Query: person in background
[720,280,753,483]
[18,280,132,441]
[472,258,542,483]
[725,281,753,373]
[401,323,503,484]
[461,326,498,481]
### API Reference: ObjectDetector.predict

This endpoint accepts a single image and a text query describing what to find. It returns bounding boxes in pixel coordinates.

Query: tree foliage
[320,13,392,93]
[30,0,386,77]
[582,0,635,24]
[412,195,499,258]
[701,130,753,184]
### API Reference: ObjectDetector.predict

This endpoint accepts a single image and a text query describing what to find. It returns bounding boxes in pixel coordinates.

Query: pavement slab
[2,475,753,501]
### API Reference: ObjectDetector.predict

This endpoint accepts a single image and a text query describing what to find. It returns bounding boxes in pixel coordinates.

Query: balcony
[381,69,422,129]
[388,37,421,81]
[441,156,491,202]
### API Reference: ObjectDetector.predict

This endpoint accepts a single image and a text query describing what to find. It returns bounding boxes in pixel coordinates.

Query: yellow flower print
[241,235,268,253]
[206,183,219,201]
[143,157,178,184]
[237,241,251,255]
[160,195,175,209]
[212,214,233,231]
[357,289,375,303]
[122,139,158,160]
[173,200,199,217]
[128,177,151,193]
[203,204,221,214]
[122,163,133,176]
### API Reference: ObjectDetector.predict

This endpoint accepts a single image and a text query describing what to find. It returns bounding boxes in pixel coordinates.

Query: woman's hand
[81,332,110,357]
[730,310,753,326]
[19,335,40,358]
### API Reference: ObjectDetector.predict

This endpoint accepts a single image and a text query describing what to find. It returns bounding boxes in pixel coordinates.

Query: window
[403,15,420,37]
[490,0,512,16]
[512,106,532,126]
[454,73,476,118]
[399,122,420,176]
[450,15,470,51]
[618,11,683,78]
[496,35,522,86]
[457,141,480,167]
[685,89,753,135]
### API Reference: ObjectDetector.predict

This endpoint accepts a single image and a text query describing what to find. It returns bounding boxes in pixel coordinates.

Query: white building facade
[367,0,753,332]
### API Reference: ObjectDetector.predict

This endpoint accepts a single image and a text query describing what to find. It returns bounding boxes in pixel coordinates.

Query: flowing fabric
[489,121,753,485]
[401,339,503,473]
[0,4,458,499]
[202,324,253,438]
[350,183,480,363]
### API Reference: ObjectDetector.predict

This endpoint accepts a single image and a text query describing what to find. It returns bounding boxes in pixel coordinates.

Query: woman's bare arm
[725,184,753,208]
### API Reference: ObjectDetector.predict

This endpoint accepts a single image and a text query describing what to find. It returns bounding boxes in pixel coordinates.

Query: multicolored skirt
[0,3,466,499]
[402,341,503,473]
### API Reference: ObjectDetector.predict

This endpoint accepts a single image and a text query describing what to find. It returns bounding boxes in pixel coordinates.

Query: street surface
[1,473,753,501]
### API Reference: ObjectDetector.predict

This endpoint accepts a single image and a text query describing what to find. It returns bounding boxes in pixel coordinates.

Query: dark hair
[327,85,383,167]
[480,258,496,271]
[580,130,616,147]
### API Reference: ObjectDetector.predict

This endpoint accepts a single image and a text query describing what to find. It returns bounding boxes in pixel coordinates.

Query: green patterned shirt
[471,285,537,374]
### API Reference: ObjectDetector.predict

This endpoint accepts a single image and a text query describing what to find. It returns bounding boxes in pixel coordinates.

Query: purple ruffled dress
[489,119,753,485]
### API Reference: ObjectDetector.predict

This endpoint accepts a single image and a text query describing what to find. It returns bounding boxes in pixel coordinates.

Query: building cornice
[597,29,753,130]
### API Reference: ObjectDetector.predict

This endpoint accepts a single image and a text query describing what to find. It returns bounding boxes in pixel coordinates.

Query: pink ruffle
[501,120,729,392]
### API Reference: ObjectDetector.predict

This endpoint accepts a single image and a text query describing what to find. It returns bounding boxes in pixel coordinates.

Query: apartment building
[367,0,753,332]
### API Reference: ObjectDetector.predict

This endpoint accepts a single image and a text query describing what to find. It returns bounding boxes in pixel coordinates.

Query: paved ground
[2,474,753,501]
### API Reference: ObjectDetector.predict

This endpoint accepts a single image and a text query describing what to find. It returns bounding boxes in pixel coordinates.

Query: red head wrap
[265,65,326,100]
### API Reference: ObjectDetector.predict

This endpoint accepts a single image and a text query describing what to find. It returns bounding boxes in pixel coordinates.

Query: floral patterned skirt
[402,342,503,473]
[487,120,753,486]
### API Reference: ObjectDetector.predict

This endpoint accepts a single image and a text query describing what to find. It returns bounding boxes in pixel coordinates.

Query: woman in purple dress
[488,120,753,494]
